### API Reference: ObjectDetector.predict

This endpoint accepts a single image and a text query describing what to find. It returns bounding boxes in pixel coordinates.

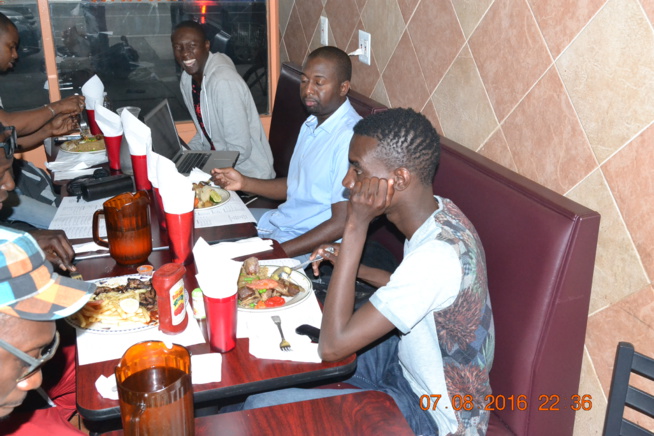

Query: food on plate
[70,277,158,328]
[193,181,223,209]
[237,257,303,309]
[61,135,106,152]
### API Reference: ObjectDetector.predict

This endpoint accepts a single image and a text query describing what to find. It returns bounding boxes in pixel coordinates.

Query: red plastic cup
[203,293,237,353]
[104,135,122,170]
[86,109,101,135]
[165,210,194,265]
[152,188,166,230]
[131,155,152,191]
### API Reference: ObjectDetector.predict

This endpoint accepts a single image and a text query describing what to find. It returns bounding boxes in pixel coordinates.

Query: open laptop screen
[143,99,184,162]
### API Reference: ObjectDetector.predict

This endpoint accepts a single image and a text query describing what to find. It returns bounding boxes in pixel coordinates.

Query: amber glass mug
[92,191,152,265]
[115,341,194,436]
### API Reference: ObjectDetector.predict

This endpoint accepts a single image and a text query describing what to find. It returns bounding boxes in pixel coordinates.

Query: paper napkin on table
[157,157,194,214]
[94,105,123,137]
[246,294,323,363]
[147,148,161,188]
[81,74,104,109]
[122,109,150,156]
[188,167,212,184]
[94,353,222,399]
[193,237,273,271]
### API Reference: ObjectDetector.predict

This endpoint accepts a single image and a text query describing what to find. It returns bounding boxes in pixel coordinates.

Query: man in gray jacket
[171,21,274,179]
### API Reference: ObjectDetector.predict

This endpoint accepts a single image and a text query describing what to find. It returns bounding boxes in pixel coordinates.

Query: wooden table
[74,238,356,425]
[100,391,413,436]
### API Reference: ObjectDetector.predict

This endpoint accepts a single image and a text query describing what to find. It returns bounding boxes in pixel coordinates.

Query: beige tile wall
[278,0,654,434]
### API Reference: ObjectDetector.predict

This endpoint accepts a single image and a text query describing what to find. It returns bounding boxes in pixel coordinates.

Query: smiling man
[212,46,361,260]
[171,20,274,179]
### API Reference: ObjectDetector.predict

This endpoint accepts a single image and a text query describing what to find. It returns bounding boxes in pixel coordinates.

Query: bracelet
[44,104,55,117]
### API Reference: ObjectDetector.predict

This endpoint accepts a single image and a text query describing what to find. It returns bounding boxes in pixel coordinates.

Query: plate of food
[193,182,230,211]
[60,135,106,154]
[237,257,313,312]
[65,274,159,334]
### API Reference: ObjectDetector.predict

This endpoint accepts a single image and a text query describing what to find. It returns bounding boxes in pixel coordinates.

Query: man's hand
[29,229,77,272]
[46,114,78,137]
[310,243,339,276]
[211,167,246,191]
[52,95,85,116]
[347,177,394,226]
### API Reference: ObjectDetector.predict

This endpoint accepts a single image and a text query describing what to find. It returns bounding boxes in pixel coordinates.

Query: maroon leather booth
[268,62,601,436]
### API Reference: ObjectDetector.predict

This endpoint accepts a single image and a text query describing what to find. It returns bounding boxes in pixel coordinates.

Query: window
[0,1,271,123]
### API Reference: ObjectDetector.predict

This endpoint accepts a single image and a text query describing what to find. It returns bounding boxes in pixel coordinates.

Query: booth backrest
[269,61,601,436]
[268,62,387,177]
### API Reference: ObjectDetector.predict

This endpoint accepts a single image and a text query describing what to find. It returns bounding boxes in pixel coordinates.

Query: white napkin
[81,75,104,109]
[94,105,123,137]
[121,109,150,156]
[72,241,108,254]
[247,294,323,363]
[188,168,212,184]
[95,374,119,400]
[147,148,160,188]
[190,353,222,384]
[193,237,273,272]
[157,157,194,214]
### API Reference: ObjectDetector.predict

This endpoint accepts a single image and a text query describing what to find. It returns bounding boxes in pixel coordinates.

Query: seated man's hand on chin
[28,229,77,272]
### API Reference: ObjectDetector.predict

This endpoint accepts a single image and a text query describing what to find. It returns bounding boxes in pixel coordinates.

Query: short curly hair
[172,20,208,41]
[0,13,17,34]
[353,108,440,185]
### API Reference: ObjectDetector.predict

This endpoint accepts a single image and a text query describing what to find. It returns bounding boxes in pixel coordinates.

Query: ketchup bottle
[152,263,188,334]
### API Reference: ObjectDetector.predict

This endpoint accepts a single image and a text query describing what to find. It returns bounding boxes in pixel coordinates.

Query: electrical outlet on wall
[358,30,371,65]
[320,16,329,46]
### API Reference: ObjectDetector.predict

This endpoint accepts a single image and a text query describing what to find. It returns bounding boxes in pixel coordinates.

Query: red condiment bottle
[152,263,188,334]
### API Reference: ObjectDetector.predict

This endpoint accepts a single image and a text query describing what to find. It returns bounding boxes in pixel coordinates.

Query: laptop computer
[144,99,239,175]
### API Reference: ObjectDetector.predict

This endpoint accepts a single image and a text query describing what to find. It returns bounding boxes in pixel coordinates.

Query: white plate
[194,187,231,212]
[238,266,313,313]
[65,274,158,335]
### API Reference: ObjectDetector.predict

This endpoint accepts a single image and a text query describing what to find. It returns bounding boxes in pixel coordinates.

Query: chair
[603,342,654,435]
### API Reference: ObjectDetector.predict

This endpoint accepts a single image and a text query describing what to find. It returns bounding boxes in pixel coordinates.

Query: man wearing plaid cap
[0,227,95,433]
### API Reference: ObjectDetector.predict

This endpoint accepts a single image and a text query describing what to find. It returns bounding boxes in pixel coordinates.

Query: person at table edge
[212,46,360,260]
[236,108,495,436]
[0,225,95,434]
[171,20,275,179]
[0,12,86,230]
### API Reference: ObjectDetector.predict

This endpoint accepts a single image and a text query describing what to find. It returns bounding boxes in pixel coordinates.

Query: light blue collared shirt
[257,99,362,252]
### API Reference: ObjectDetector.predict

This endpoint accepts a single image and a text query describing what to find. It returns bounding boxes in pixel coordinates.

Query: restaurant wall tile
[528,0,607,59]
[382,32,430,110]
[467,0,552,121]
[431,45,498,150]
[295,0,323,45]
[360,0,405,72]
[557,0,654,164]
[478,129,518,172]
[602,124,654,281]
[500,67,596,195]
[567,170,649,314]
[451,0,494,38]
[279,1,654,433]
[407,0,465,93]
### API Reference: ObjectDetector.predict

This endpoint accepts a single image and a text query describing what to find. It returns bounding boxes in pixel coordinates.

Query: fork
[271,316,291,351]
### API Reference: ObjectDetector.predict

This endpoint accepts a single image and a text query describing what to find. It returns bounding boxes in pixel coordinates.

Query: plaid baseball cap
[0,226,95,321]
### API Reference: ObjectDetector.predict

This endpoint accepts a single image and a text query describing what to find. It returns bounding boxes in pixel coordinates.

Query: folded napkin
[122,109,150,156]
[81,75,104,109]
[247,294,323,363]
[72,241,108,254]
[157,157,194,214]
[147,148,160,188]
[95,353,222,399]
[46,149,107,172]
[94,105,123,137]
[193,237,273,273]
[188,167,212,184]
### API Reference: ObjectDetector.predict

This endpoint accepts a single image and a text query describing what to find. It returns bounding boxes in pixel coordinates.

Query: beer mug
[115,341,194,436]
[92,191,152,265]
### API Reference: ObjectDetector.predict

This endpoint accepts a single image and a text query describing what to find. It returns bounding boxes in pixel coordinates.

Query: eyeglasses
[0,125,16,159]
[0,331,60,383]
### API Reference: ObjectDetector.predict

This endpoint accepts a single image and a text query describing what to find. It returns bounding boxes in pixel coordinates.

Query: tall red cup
[104,135,122,170]
[86,109,101,135]
[131,155,152,191]
[165,210,194,265]
[203,293,237,353]
[152,188,166,230]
